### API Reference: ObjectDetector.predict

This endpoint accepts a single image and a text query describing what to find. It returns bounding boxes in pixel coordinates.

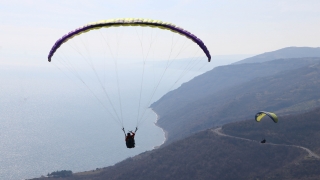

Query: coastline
[151,108,168,149]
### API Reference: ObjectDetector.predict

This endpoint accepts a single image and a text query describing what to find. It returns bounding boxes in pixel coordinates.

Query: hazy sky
[1,0,320,66]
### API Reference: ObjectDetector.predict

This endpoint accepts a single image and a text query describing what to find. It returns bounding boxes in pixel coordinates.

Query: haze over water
[0,64,164,180]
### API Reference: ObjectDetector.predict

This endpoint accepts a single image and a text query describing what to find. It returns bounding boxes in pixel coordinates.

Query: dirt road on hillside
[212,127,320,159]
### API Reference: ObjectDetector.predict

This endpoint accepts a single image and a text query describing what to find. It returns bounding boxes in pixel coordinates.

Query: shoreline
[151,108,168,149]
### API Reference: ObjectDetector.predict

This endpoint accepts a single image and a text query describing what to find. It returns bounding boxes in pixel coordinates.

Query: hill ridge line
[212,127,320,159]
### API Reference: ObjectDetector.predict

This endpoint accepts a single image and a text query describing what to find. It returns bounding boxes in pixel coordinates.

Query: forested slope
[152,58,320,116]
[32,130,308,180]
[223,107,320,154]
[155,61,320,144]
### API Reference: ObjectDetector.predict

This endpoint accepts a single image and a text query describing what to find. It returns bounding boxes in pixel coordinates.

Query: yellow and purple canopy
[48,18,211,62]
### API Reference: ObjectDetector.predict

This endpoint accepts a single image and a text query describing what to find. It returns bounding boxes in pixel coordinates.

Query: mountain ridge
[234,47,320,64]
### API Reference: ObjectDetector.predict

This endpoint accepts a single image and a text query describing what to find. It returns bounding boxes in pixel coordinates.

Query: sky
[1,0,320,67]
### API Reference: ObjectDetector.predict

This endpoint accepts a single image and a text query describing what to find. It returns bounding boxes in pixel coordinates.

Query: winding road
[212,127,320,159]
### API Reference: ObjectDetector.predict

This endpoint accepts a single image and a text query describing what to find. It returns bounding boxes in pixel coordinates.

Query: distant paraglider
[255,111,278,123]
[255,111,278,144]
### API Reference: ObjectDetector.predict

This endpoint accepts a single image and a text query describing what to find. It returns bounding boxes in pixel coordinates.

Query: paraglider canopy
[255,111,278,123]
[48,18,211,62]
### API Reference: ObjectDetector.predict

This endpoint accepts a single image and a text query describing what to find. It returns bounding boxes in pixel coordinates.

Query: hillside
[155,60,320,144]
[31,107,320,180]
[223,107,320,154]
[234,47,320,64]
[31,131,308,180]
[152,58,320,116]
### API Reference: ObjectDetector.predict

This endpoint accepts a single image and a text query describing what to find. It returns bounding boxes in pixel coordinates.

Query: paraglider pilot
[122,127,138,148]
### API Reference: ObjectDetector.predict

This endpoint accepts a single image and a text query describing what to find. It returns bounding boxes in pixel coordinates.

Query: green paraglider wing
[255,111,278,123]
